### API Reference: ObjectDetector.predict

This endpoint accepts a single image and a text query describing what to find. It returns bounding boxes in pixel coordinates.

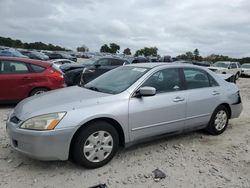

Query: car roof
[126,62,206,69]
[0,56,52,67]
[50,59,73,62]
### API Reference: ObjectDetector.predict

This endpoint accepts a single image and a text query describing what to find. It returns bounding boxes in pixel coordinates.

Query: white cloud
[0,0,250,57]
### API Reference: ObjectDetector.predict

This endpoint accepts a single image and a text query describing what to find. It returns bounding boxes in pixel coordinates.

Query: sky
[0,0,250,57]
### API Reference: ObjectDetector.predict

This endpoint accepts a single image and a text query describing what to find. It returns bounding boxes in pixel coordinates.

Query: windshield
[83,66,149,94]
[214,62,229,68]
[241,64,250,69]
[80,59,96,65]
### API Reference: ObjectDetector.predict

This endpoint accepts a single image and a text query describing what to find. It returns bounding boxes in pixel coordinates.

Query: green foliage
[123,48,131,55]
[0,36,68,51]
[203,54,232,63]
[109,43,120,53]
[77,45,89,52]
[134,47,158,57]
[177,49,202,61]
[100,43,120,54]
[193,49,200,60]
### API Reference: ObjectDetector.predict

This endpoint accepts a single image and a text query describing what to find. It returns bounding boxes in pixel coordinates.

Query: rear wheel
[71,121,119,169]
[29,88,48,96]
[206,105,229,135]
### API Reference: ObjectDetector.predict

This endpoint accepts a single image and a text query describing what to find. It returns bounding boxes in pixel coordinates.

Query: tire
[206,105,229,135]
[29,88,48,96]
[235,72,240,80]
[71,121,119,169]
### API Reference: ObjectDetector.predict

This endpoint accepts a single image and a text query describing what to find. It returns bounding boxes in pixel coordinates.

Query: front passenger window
[142,68,182,93]
[1,61,29,74]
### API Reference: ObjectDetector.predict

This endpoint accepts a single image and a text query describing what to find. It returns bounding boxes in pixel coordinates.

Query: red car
[0,57,65,103]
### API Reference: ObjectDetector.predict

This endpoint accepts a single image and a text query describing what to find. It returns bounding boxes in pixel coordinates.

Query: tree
[77,45,89,52]
[0,36,68,51]
[100,44,110,53]
[134,47,158,57]
[123,48,131,55]
[193,49,199,60]
[99,43,120,54]
[109,43,120,54]
[204,54,232,63]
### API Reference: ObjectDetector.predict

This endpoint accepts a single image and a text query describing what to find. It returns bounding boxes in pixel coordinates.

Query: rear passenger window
[183,68,210,89]
[0,61,29,74]
[208,74,219,87]
[30,64,45,73]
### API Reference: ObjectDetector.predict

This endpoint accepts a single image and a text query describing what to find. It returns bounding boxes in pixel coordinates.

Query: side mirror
[136,87,156,97]
[94,64,101,68]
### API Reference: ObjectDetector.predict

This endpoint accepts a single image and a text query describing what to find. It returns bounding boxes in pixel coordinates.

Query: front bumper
[241,71,250,76]
[6,121,74,161]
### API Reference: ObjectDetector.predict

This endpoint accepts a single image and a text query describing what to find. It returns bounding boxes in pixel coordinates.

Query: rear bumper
[6,121,74,161]
[230,102,243,119]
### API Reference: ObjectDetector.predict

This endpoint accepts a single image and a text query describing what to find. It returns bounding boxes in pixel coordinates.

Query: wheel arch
[29,87,50,96]
[218,103,232,119]
[69,117,125,157]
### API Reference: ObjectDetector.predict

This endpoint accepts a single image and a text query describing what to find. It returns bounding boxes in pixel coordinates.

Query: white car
[209,61,241,79]
[49,59,76,69]
[241,63,250,77]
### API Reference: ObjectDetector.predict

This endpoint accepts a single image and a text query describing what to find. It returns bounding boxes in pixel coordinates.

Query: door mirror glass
[137,87,156,97]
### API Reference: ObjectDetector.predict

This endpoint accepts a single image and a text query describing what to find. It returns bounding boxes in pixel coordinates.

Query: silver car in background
[6,63,242,168]
[241,63,250,77]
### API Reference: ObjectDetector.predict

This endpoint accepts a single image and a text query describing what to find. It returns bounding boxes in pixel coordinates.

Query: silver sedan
[6,63,242,168]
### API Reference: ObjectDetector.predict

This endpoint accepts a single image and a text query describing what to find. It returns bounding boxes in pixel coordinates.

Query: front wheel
[206,105,229,135]
[235,72,240,80]
[71,121,119,169]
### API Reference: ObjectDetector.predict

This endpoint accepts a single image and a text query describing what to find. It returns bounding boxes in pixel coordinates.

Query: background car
[0,57,65,103]
[19,50,49,60]
[241,63,250,77]
[209,61,241,79]
[63,57,129,86]
[44,52,77,62]
[49,59,76,69]
[126,56,150,64]
[0,48,27,58]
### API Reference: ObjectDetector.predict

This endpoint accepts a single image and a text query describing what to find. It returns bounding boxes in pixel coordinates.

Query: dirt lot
[0,78,250,188]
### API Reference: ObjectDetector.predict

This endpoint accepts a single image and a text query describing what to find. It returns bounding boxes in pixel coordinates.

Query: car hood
[14,86,110,121]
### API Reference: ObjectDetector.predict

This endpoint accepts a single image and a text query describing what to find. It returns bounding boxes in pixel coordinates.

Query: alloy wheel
[83,131,113,163]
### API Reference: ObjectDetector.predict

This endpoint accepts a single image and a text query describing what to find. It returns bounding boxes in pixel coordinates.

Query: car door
[183,68,221,128]
[92,58,111,76]
[0,60,32,101]
[129,68,187,141]
[228,62,237,75]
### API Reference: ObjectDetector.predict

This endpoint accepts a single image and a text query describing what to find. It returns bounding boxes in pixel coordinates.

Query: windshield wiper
[85,86,100,92]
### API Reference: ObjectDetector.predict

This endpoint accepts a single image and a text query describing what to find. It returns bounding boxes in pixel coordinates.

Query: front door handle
[173,97,185,102]
[212,91,220,95]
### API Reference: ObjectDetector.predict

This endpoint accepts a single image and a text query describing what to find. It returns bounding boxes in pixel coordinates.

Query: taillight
[48,68,64,81]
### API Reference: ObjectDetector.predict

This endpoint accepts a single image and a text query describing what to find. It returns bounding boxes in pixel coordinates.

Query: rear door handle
[173,97,185,102]
[212,91,220,95]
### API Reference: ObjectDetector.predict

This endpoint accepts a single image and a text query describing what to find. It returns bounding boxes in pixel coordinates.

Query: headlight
[20,112,66,130]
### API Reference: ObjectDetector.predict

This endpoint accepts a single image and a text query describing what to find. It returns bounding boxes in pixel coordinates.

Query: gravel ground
[0,78,250,188]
